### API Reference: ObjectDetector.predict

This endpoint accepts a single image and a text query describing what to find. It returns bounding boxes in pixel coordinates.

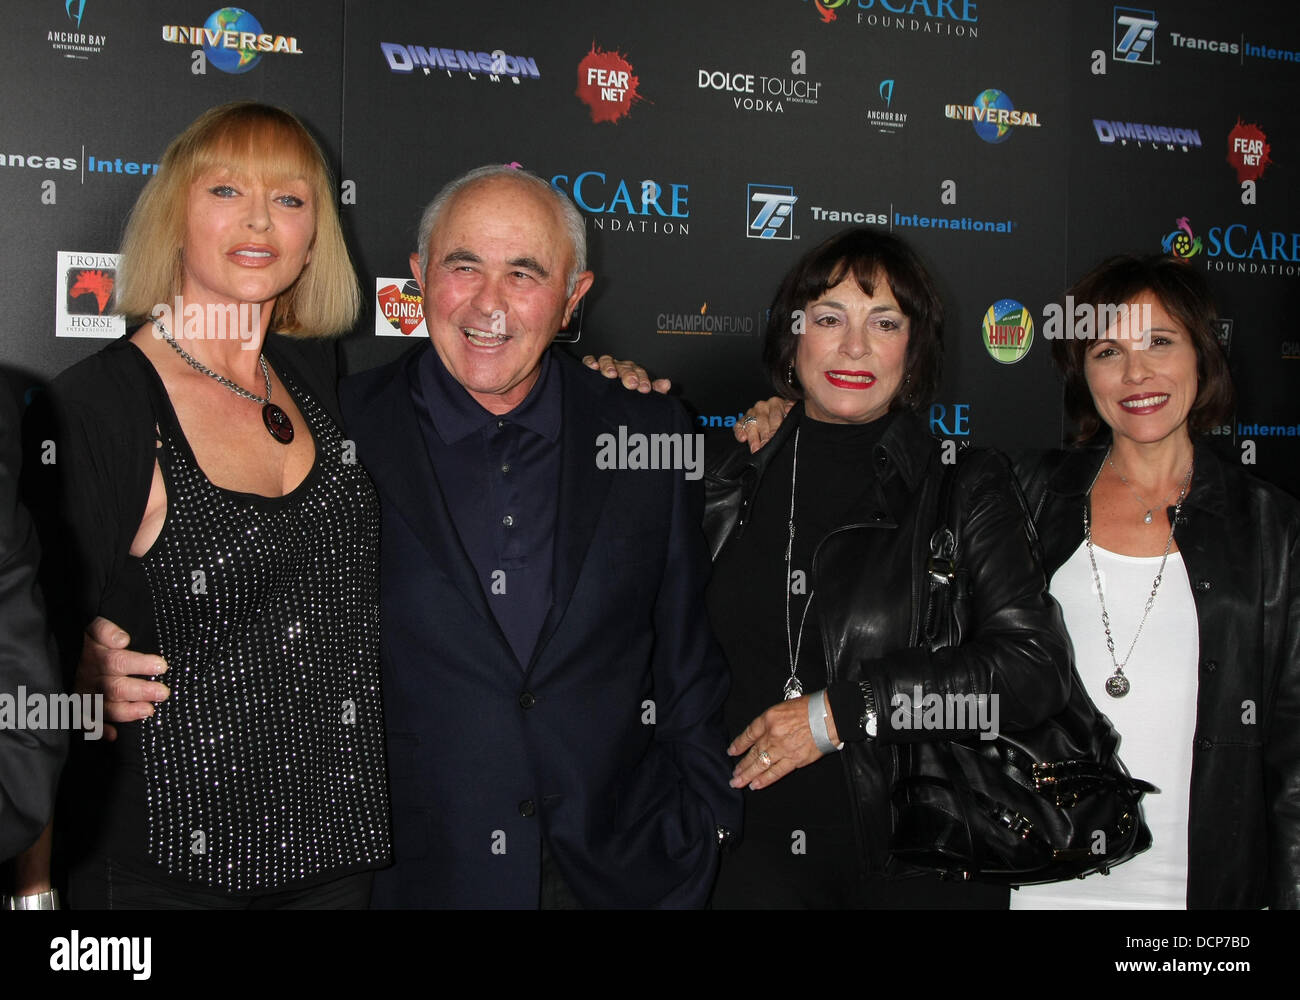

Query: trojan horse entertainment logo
[575,44,646,124]
[56,251,124,338]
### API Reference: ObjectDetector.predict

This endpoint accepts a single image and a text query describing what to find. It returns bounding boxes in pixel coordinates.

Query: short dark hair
[762,227,944,412]
[1052,254,1235,442]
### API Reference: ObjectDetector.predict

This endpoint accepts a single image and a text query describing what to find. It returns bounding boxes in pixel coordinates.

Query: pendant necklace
[1108,454,1186,524]
[783,427,814,701]
[1084,447,1193,697]
[156,319,294,444]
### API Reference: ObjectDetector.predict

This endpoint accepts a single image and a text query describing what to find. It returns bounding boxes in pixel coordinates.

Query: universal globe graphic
[203,8,264,74]
[972,89,1014,143]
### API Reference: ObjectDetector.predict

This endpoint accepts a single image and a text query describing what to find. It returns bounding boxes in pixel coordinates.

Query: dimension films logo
[1093,117,1201,151]
[748,184,798,239]
[982,299,1033,363]
[1114,7,1158,64]
[944,90,1041,143]
[381,40,539,82]
[1161,215,1300,277]
[802,0,979,39]
[697,50,821,114]
[161,8,302,74]
[56,251,124,339]
[48,0,106,59]
[551,171,689,237]
[576,43,646,124]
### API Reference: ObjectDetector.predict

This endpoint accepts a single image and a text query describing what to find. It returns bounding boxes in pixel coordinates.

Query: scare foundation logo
[162,8,303,74]
[551,171,690,237]
[1227,118,1272,183]
[374,278,426,337]
[803,0,979,38]
[982,299,1033,364]
[576,44,646,123]
[48,0,106,59]
[57,251,124,339]
[1160,215,1300,278]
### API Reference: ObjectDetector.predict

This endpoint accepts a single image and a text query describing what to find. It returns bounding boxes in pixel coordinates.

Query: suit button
[873,510,886,521]
[519,799,536,817]
[1195,579,1212,592]
[1201,659,1218,673]
[519,691,536,709]
[875,451,889,470]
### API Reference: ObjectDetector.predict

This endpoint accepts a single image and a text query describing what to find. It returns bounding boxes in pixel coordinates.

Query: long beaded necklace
[156,319,295,444]
[1084,448,1193,697]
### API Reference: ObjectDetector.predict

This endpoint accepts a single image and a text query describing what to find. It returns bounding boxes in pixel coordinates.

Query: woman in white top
[1011,254,1300,908]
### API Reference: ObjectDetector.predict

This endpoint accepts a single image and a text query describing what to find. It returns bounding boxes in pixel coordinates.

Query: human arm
[732,396,794,453]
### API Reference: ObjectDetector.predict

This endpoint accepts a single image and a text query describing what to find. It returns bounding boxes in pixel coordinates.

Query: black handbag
[888,450,1156,886]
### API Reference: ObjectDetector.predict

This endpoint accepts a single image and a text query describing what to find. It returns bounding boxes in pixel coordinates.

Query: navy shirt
[411,346,560,667]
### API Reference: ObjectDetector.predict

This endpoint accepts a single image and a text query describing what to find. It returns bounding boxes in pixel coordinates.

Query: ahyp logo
[982,299,1033,364]
[1114,7,1158,64]
[1161,216,1203,258]
[747,184,798,239]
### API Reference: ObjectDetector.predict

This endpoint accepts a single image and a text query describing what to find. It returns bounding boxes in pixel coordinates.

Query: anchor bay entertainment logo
[48,0,107,59]
[868,79,907,134]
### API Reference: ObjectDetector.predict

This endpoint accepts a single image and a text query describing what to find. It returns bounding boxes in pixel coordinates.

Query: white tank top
[1010,540,1199,909]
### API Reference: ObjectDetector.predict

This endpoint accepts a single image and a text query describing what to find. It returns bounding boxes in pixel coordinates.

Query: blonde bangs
[116,102,360,337]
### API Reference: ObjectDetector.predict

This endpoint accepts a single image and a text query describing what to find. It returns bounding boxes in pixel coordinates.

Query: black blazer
[342,346,740,908]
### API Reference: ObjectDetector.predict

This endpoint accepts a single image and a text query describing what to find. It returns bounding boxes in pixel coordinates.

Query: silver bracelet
[807,689,843,754]
[2,889,60,910]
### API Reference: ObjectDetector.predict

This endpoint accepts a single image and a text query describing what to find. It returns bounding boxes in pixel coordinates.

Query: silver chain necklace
[783,427,814,701]
[156,319,295,444]
[1084,448,1193,697]
[1108,454,1187,524]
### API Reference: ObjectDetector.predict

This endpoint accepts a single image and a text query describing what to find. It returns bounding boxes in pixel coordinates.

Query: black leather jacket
[704,407,1071,870]
[1015,443,1300,909]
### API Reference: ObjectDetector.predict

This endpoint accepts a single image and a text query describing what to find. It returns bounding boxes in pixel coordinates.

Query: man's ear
[563,270,594,326]
[408,253,425,291]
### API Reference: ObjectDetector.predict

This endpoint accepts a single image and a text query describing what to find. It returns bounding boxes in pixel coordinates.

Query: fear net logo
[747,184,798,239]
[575,44,646,123]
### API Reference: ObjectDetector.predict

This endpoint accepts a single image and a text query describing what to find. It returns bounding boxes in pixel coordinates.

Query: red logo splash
[1227,118,1272,183]
[68,269,115,314]
[575,44,645,124]
[377,279,425,335]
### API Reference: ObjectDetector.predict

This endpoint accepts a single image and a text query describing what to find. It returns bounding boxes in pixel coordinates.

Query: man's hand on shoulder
[582,354,671,395]
[77,617,169,740]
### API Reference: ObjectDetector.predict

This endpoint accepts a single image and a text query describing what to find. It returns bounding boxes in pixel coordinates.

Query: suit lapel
[358,348,509,649]
[526,355,615,674]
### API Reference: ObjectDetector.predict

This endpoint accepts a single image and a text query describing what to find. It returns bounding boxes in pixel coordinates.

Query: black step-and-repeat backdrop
[2,0,1297,495]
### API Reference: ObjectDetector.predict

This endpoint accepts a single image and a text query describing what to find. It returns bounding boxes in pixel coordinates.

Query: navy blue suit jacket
[341,346,739,908]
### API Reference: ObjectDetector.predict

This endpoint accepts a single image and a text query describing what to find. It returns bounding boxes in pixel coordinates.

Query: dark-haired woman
[1012,256,1300,909]
[704,229,1070,908]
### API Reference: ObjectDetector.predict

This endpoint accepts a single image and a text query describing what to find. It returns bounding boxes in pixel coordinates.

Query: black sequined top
[36,338,391,894]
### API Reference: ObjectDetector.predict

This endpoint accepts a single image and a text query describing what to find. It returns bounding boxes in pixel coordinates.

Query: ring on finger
[757,749,772,767]
[741,415,758,428]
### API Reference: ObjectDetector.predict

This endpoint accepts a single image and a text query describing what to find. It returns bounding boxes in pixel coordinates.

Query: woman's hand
[728,695,839,790]
[733,397,795,453]
[581,354,671,394]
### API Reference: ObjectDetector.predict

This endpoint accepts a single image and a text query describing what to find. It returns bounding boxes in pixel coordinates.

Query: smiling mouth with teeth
[1120,394,1169,409]
[464,328,510,347]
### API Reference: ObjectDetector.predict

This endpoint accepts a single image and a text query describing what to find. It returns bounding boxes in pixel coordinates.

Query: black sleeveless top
[89,342,391,893]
